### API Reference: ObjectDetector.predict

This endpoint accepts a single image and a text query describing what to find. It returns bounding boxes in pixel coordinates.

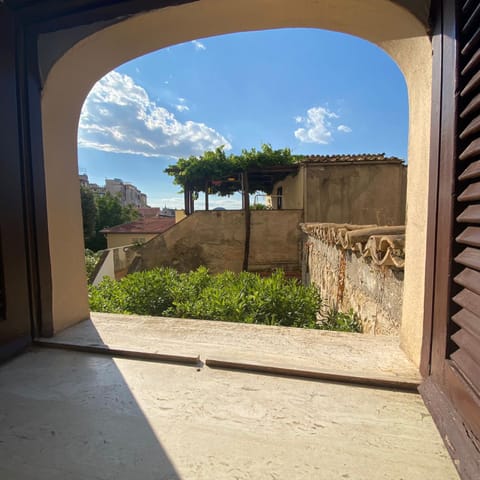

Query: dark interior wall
[0,6,33,356]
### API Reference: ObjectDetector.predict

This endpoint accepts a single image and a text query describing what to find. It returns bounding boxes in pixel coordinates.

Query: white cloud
[294,106,340,144]
[178,97,186,103]
[338,124,352,133]
[78,71,231,158]
[192,40,206,51]
[294,116,303,123]
[176,104,190,112]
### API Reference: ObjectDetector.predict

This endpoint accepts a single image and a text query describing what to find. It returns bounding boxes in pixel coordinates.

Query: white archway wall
[41,0,431,366]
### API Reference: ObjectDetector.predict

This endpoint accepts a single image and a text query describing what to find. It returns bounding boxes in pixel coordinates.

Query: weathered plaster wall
[305,236,403,335]
[249,210,303,274]
[304,163,407,225]
[381,35,433,366]
[272,169,304,210]
[131,210,303,275]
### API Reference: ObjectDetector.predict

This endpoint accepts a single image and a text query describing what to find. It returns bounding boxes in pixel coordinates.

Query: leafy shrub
[250,203,270,210]
[85,249,101,283]
[89,267,323,329]
[89,267,361,332]
[88,276,128,313]
[317,307,362,333]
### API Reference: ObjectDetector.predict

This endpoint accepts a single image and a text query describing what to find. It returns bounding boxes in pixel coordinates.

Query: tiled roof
[101,216,175,234]
[299,153,404,164]
[137,207,160,217]
[301,223,406,269]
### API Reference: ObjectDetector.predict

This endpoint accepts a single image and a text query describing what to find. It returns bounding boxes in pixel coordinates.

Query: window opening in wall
[74,28,411,377]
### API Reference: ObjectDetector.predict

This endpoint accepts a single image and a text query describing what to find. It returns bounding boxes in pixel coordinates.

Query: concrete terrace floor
[0,347,459,480]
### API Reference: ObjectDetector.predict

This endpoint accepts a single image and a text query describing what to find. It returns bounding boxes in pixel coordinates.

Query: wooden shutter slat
[463,0,476,13]
[462,48,480,76]
[462,3,480,34]
[460,92,480,118]
[460,71,480,98]
[452,308,480,339]
[455,247,480,270]
[458,181,480,201]
[453,288,480,315]
[459,137,480,161]
[461,25,480,57]
[452,330,480,365]
[457,205,480,223]
[459,159,480,180]
[456,226,480,247]
[454,268,480,295]
[460,113,480,139]
[450,350,480,396]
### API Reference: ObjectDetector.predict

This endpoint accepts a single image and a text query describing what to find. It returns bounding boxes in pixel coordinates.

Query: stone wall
[301,223,405,335]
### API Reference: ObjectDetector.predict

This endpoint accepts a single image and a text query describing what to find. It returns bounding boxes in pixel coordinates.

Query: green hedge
[89,267,361,332]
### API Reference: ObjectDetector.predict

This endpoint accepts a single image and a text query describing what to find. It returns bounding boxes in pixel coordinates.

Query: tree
[80,186,97,242]
[84,191,139,251]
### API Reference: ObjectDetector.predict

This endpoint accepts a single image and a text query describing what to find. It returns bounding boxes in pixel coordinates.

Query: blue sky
[78,28,408,209]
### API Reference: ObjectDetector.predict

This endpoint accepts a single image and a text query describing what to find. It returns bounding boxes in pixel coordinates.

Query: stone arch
[41,0,431,366]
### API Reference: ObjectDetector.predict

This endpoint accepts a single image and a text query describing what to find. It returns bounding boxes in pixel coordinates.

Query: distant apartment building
[105,178,147,208]
[79,174,106,197]
[79,174,147,207]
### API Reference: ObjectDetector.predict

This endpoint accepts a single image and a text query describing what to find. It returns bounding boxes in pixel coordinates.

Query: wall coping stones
[300,223,406,269]
[299,153,405,165]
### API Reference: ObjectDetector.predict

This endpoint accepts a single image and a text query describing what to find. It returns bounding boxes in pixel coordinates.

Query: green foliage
[85,249,101,283]
[165,144,295,196]
[80,187,97,241]
[84,191,139,251]
[88,276,128,313]
[317,307,362,333]
[250,203,269,210]
[89,267,323,329]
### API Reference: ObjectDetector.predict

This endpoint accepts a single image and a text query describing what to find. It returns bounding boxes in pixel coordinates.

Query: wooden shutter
[449,0,480,415]
[421,1,480,478]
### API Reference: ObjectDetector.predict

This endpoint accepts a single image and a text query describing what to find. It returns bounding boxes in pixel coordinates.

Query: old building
[105,178,148,208]
[101,216,176,249]
[271,153,407,225]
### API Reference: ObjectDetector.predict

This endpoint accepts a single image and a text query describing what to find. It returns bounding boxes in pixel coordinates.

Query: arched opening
[40,0,432,367]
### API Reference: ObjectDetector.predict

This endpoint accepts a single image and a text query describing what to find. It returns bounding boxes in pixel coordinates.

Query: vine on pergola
[164,144,297,200]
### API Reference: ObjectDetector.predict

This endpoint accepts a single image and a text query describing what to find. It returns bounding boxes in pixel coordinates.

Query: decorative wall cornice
[300,223,405,269]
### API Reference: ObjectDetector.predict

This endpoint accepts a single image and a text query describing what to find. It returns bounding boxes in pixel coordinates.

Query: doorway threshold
[36,312,421,391]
